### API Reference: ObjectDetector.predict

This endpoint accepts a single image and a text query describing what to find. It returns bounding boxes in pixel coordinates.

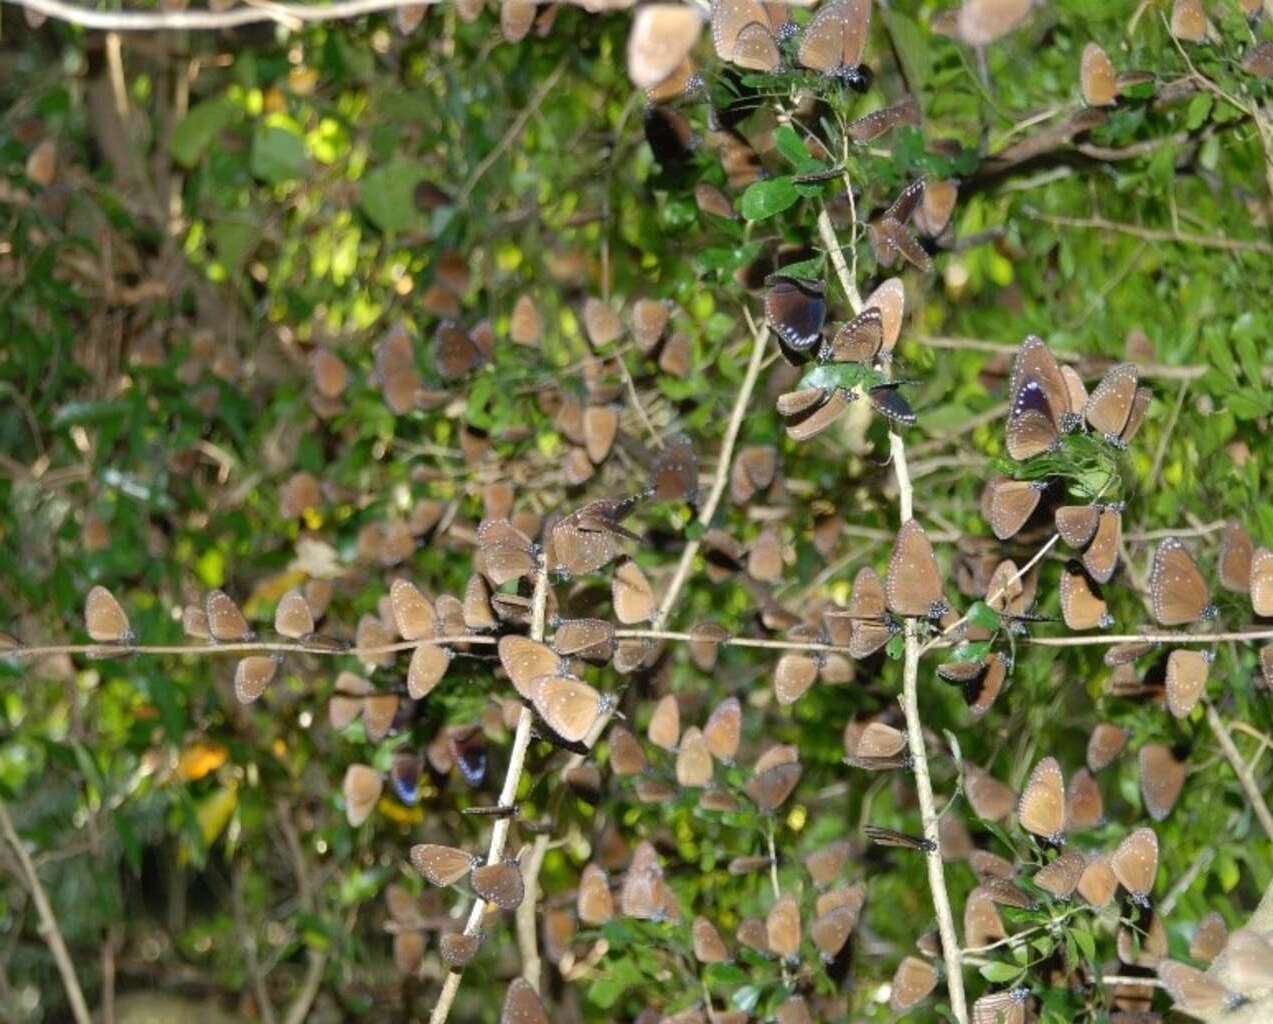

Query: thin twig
[1023,629,1273,647]
[516,833,550,991]
[232,869,278,1024]
[1023,208,1273,255]
[0,798,92,1024]
[11,622,1273,667]
[765,823,792,987]
[1205,702,1273,841]
[282,951,328,1024]
[917,335,1261,382]
[1148,379,1189,485]
[564,310,771,760]
[1158,846,1214,917]
[430,566,548,1024]
[277,805,326,1024]
[920,533,1061,655]
[460,61,567,203]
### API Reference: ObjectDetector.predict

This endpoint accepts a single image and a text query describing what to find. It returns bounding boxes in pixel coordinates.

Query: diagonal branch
[0,798,92,1024]
[429,565,548,1024]
[564,309,772,760]
[1205,702,1273,841]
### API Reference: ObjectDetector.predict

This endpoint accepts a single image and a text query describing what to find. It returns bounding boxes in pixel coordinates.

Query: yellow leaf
[245,568,308,617]
[177,742,228,782]
[378,797,424,826]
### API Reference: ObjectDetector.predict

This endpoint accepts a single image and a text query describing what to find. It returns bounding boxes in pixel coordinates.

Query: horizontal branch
[918,335,1261,382]
[4,0,816,32]
[1023,629,1273,647]
[1024,208,1273,256]
[9,623,1273,666]
[2,0,440,31]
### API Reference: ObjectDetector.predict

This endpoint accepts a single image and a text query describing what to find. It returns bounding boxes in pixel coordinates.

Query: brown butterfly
[1085,363,1150,448]
[1111,826,1158,908]
[411,843,478,887]
[1018,756,1066,844]
[868,179,932,271]
[886,519,949,620]
[890,955,938,1011]
[985,477,1047,541]
[1139,743,1186,820]
[798,0,872,87]
[711,0,785,73]
[343,764,383,827]
[1034,850,1086,899]
[1081,42,1119,106]
[1158,960,1243,1015]
[1190,912,1228,962]
[85,586,133,645]
[864,825,935,852]
[1149,538,1214,625]
[500,978,550,1024]
[847,96,920,144]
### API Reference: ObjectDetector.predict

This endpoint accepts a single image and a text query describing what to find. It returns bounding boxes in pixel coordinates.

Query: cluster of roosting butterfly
[979,335,1273,709]
[62,316,1273,1020]
[763,251,922,440]
[48,5,1273,1018]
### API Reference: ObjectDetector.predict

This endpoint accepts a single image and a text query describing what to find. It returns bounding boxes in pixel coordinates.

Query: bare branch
[429,566,548,1024]
[3,0,441,32]
[0,798,92,1024]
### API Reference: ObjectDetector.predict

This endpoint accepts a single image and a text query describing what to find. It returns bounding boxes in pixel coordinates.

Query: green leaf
[586,976,627,1009]
[209,219,261,273]
[798,362,878,393]
[359,159,432,235]
[965,601,1000,633]
[779,256,825,280]
[879,8,928,94]
[251,125,307,184]
[740,177,800,221]
[170,95,238,168]
[1185,92,1214,131]
[886,634,905,660]
[1232,312,1265,388]
[979,961,1023,983]
[1228,387,1269,420]
[946,640,991,664]
[1071,926,1096,961]
[774,125,811,167]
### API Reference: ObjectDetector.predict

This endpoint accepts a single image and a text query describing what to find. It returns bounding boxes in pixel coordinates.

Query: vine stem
[1205,702,1273,841]
[0,798,92,1024]
[818,193,968,1024]
[429,566,547,1024]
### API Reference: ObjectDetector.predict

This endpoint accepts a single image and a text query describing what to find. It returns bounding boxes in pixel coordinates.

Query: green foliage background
[2,1,1272,1021]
